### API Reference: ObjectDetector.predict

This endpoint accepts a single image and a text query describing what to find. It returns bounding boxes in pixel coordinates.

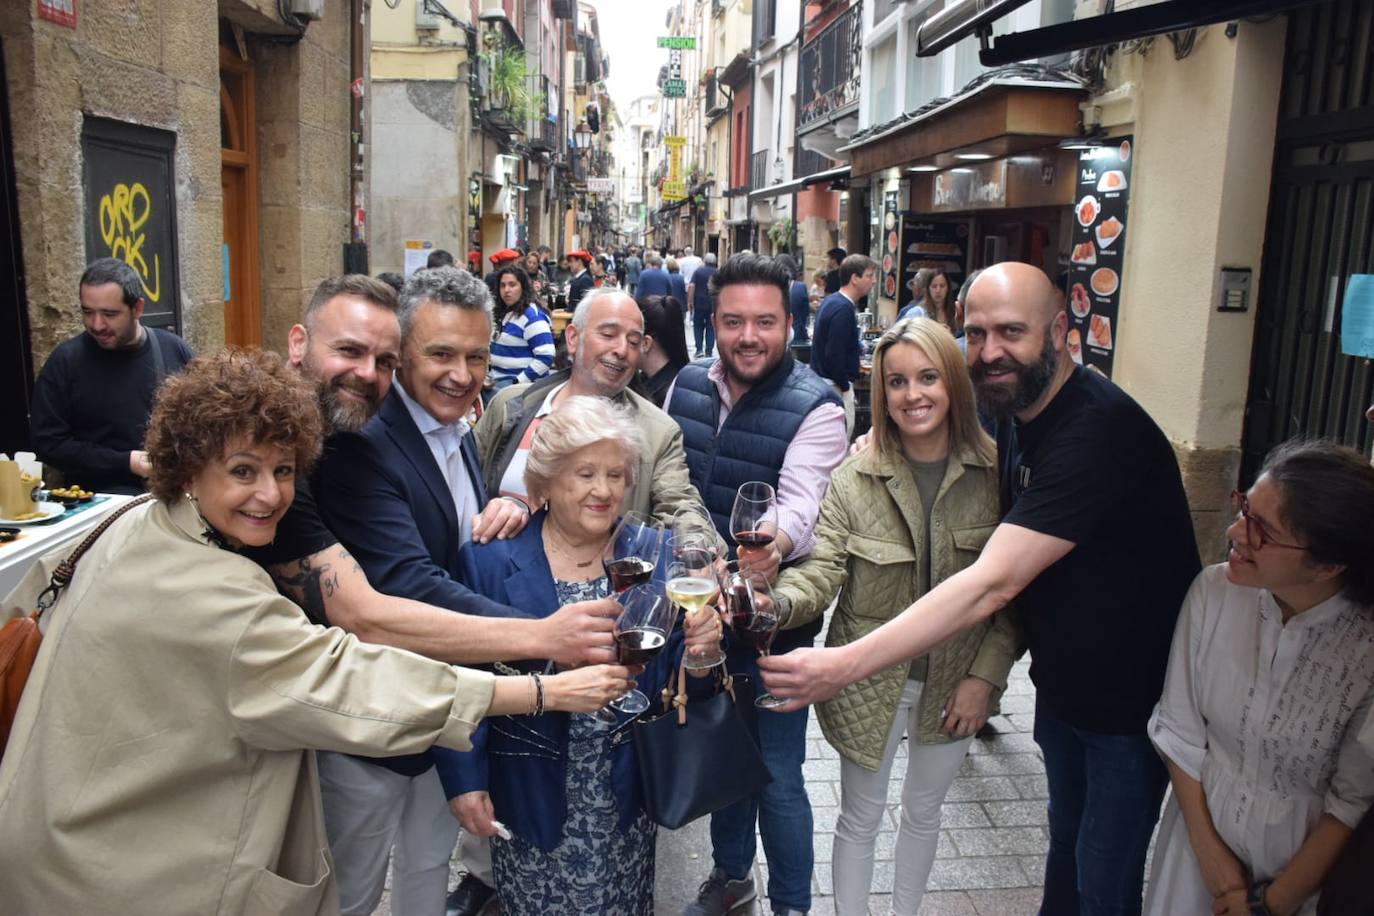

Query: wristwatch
[1247,880,1274,916]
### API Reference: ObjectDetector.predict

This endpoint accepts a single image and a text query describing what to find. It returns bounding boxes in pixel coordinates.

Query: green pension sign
[657,36,696,49]
[663,80,687,97]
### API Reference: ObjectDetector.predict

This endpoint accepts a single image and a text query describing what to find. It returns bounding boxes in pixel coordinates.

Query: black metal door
[0,40,34,454]
[1241,0,1374,481]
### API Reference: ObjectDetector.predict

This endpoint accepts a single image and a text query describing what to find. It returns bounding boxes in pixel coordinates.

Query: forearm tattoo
[269,553,342,625]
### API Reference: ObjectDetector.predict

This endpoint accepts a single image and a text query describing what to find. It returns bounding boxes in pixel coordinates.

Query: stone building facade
[0,0,360,450]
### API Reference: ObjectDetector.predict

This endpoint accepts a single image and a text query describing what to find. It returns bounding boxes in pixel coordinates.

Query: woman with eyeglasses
[1144,439,1374,916]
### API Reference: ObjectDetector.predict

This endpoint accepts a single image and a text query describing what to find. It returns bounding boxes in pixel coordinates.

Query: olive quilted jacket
[774,442,1021,770]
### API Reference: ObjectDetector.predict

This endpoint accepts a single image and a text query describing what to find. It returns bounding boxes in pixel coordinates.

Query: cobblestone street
[653,658,1046,916]
[381,658,1048,916]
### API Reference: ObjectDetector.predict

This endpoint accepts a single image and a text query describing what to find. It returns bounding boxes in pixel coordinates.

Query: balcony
[527,74,556,151]
[750,149,770,194]
[797,146,834,178]
[798,1,862,132]
[704,72,728,120]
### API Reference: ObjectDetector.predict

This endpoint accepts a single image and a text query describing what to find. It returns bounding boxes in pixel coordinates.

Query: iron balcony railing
[798,1,862,132]
[750,149,770,192]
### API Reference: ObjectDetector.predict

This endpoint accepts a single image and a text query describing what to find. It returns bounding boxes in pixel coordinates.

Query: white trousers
[831,679,974,916]
[318,752,459,916]
[457,829,494,885]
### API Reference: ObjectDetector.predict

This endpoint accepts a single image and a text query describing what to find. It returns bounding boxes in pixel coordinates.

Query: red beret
[489,248,521,266]
[568,249,593,262]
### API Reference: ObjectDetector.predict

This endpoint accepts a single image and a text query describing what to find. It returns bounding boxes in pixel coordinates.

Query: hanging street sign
[657,36,697,49]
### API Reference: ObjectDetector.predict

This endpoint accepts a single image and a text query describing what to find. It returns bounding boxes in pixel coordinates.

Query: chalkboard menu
[82,117,181,333]
[1066,135,1133,377]
[897,216,971,312]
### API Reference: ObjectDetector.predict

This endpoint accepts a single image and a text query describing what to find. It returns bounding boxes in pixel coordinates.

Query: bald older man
[475,287,705,524]
[762,263,1201,916]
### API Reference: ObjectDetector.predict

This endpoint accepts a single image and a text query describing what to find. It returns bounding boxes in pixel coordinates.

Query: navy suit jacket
[434,514,693,850]
[636,267,672,298]
[317,387,528,775]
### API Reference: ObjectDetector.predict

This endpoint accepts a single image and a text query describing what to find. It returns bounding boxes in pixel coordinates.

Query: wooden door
[220,46,261,348]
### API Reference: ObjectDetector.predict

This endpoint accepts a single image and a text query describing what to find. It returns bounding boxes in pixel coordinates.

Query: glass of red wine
[731,482,778,556]
[603,512,662,593]
[732,575,786,709]
[603,583,673,717]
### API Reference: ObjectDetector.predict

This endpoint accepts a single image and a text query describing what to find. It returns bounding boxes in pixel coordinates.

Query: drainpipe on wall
[344,0,368,273]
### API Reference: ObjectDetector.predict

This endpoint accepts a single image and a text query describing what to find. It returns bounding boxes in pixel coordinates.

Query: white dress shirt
[394,379,481,545]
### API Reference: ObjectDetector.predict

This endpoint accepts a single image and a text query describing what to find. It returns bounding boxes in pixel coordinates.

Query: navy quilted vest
[669,354,840,649]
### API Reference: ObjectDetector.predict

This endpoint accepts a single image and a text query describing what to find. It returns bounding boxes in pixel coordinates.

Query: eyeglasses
[1229,490,1305,551]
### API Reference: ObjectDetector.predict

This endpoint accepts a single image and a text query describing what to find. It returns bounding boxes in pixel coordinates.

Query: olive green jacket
[775,442,1020,770]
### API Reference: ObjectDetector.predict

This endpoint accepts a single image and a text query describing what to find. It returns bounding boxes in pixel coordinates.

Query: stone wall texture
[2,0,356,366]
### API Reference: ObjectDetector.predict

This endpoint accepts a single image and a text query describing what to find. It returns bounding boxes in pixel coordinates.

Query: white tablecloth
[0,494,138,600]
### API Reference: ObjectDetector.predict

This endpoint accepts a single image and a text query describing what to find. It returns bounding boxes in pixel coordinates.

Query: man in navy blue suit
[313,267,560,916]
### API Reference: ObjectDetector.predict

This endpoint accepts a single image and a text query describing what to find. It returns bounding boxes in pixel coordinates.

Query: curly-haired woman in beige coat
[0,350,631,916]
[770,318,1020,916]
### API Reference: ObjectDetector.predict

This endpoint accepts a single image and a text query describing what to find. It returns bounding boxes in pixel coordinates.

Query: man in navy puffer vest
[666,254,847,916]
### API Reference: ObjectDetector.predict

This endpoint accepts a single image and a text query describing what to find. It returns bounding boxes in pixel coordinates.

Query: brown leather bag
[0,495,153,758]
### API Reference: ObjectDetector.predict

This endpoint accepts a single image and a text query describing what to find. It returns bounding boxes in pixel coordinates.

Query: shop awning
[800,165,850,188]
[843,77,1084,178]
[748,177,806,200]
[921,0,1324,67]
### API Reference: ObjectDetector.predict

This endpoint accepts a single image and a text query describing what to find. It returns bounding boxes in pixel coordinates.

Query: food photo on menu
[1067,328,1084,365]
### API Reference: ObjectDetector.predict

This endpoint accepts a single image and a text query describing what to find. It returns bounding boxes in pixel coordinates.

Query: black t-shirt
[241,473,339,620]
[998,367,1200,734]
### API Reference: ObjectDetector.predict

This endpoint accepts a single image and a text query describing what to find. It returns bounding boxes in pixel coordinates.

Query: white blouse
[1144,565,1374,915]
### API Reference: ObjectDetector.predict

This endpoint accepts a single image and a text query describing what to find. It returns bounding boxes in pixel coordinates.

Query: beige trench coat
[0,497,496,916]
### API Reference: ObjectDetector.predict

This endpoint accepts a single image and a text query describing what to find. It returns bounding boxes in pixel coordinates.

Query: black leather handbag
[632,657,771,830]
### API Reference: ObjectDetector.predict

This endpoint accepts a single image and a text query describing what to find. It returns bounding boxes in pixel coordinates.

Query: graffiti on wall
[82,117,181,331]
[97,182,162,303]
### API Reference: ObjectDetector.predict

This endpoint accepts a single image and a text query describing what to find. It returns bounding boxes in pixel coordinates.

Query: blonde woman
[770,318,1020,915]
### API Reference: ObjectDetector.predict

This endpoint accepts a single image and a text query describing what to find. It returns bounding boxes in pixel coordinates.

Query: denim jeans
[1033,699,1168,916]
[693,308,715,356]
[709,679,814,912]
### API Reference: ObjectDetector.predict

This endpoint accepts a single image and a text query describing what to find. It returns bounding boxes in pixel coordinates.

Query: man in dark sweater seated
[29,257,194,493]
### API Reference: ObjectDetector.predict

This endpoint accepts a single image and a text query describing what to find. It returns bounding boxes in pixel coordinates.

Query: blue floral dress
[491,577,657,915]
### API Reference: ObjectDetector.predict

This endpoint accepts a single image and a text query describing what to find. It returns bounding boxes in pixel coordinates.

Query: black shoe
[446,874,496,916]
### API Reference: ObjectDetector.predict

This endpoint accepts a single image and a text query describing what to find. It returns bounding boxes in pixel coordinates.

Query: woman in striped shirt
[489,265,557,389]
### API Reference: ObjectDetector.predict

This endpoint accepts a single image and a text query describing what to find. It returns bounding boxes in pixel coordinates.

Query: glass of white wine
[666,530,724,670]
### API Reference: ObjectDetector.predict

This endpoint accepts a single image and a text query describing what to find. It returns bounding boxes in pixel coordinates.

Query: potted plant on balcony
[481,44,540,125]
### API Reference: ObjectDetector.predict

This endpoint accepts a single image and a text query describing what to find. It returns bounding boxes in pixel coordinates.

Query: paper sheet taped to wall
[1341,274,1374,359]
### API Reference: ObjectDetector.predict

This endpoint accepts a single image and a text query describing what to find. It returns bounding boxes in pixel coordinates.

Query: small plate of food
[0,501,67,526]
[1088,314,1114,350]
[1076,194,1099,227]
[49,485,95,507]
[1070,283,1091,318]
[1070,241,1097,265]
[0,527,19,543]
[1097,170,1127,193]
[1095,216,1124,249]
[1090,267,1119,297]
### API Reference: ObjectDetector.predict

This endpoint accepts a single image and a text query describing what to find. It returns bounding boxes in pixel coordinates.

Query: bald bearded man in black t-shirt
[762,263,1201,916]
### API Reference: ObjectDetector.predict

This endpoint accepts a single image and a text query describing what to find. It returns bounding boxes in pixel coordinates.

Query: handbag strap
[660,656,739,726]
[35,494,154,614]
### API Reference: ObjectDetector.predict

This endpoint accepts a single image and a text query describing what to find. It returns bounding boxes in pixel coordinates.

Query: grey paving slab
[947,827,1049,858]
[981,800,1050,828]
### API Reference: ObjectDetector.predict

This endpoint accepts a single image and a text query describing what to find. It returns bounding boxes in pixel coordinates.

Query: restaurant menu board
[881,191,900,300]
[898,216,971,312]
[1067,135,1134,377]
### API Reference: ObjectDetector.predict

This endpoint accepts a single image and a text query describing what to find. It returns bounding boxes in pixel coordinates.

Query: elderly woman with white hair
[442,395,720,915]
